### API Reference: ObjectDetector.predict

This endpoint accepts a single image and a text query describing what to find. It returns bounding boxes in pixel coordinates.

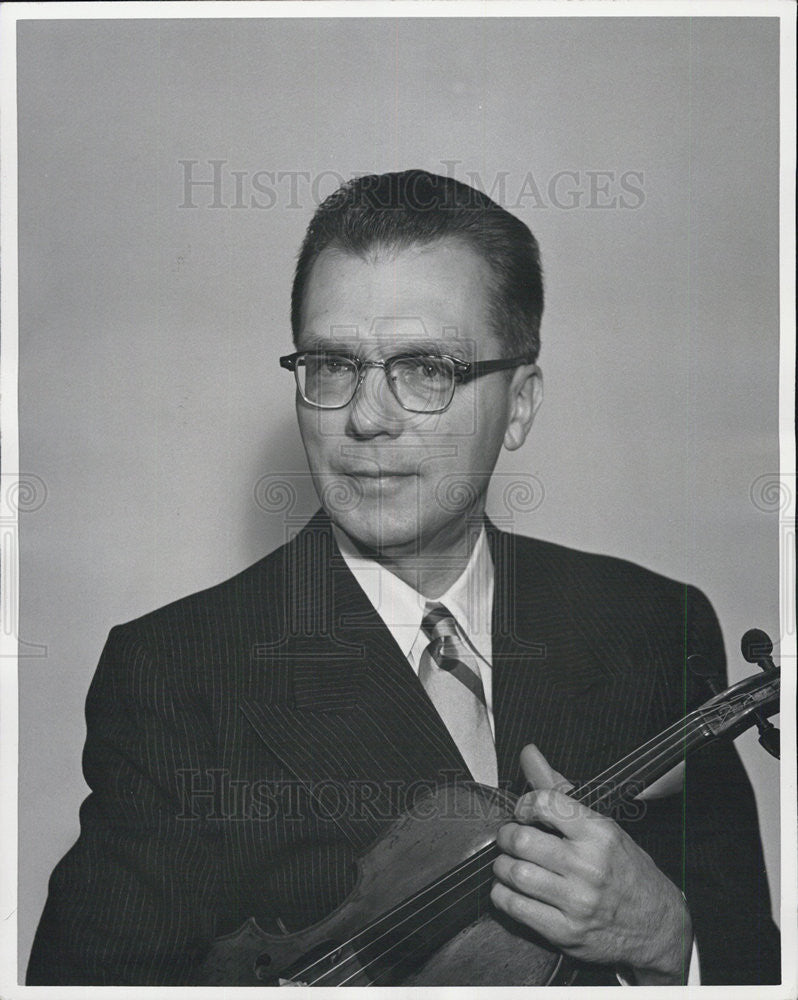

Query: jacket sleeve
[628,586,781,985]
[27,623,226,985]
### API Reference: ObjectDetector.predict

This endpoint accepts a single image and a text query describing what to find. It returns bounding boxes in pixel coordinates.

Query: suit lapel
[489,525,614,792]
[242,513,471,850]
[243,514,626,827]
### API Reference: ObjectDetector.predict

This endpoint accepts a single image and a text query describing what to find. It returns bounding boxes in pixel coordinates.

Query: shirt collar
[333,524,494,661]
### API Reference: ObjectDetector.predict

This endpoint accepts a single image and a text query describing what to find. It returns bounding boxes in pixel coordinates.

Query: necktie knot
[421,603,463,669]
[421,602,458,641]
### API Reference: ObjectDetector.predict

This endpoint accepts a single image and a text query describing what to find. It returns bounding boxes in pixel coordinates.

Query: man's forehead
[298,240,500,355]
[303,241,491,312]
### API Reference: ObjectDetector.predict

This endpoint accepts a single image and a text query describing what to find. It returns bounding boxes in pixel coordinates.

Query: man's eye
[417,359,447,379]
[390,357,448,383]
[320,357,351,375]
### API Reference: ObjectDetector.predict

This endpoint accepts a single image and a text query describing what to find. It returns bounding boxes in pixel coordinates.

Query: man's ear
[504,364,543,451]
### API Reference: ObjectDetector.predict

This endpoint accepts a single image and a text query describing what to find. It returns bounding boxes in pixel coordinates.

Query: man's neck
[334,519,487,599]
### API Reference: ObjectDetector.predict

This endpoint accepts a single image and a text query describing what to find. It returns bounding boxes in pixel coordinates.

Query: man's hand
[490,744,693,985]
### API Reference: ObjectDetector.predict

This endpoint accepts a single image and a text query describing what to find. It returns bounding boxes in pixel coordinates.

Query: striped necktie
[419,602,498,787]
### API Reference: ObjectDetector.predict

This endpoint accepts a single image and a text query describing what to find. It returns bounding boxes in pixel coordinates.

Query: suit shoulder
[507,531,709,608]
[110,531,303,646]
[503,532,725,676]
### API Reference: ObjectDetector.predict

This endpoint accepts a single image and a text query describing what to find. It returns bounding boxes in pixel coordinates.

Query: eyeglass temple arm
[457,356,538,382]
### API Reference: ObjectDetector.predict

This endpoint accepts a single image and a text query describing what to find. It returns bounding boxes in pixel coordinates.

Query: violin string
[296,716,710,985]
[297,713,707,978]
[332,872,499,987]
[575,717,705,808]
[580,685,777,812]
[571,694,757,810]
[298,725,691,986]
[570,710,705,802]
[295,716,710,985]
[316,863,493,986]
[345,695,773,987]
[290,691,763,984]
[294,842,497,984]
[322,725,712,986]
[578,727,708,813]
[327,725,713,985]
[302,841,496,985]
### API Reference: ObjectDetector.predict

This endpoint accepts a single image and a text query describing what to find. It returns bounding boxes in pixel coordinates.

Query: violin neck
[568,709,709,816]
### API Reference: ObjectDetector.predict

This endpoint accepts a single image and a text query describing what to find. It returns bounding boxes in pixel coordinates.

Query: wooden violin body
[199,783,568,986]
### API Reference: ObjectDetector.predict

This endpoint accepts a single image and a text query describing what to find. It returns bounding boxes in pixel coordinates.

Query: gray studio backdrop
[17,16,782,977]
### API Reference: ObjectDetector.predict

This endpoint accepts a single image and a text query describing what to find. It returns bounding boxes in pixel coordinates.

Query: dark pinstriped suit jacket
[27,512,780,985]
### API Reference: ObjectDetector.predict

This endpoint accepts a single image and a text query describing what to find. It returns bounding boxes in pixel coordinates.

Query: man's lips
[339,469,416,478]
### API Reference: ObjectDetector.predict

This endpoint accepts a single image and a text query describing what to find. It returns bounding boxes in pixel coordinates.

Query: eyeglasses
[280,350,537,414]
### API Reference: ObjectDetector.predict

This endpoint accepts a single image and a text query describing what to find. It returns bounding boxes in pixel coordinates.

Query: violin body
[199,783,567,986]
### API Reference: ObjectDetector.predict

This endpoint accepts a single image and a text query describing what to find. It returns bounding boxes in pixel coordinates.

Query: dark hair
[291,170,543,361]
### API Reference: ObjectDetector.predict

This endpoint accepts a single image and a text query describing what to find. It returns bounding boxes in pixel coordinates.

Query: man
[27,170,779,986]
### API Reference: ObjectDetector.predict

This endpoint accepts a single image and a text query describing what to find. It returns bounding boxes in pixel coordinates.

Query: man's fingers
[520,743,573,793]
[492,853,565,906]
[496,820,569,875]
[514,787,598,840]
[489,881,575,947]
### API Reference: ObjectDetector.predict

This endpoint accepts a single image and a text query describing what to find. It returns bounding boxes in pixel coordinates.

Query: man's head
[287,170,544,564]
[291,170,543,361]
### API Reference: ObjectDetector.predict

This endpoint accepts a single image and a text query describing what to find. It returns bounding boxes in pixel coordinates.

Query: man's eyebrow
[389,340,451,356]
[300,339,469,355]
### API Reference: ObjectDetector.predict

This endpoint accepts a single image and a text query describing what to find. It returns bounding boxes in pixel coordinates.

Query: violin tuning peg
[741,629,778,673]
[688,654,723,695]
[757,724,780,760]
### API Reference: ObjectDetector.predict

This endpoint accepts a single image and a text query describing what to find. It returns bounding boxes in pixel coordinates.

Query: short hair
[291,169,544,361]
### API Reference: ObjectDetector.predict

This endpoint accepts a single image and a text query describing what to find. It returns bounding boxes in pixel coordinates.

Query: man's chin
[328,512,424,558]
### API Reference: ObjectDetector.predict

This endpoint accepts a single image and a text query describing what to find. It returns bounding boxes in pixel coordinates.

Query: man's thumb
[520,743,573,792]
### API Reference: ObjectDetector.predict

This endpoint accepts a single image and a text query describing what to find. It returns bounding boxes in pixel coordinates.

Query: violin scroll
[740,629,780,758]
[691,630,780,760]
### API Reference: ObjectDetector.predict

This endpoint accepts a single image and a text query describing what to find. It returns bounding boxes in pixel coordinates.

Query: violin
[199,629,780,986]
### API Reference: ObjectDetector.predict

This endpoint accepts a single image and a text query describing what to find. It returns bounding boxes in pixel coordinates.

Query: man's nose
[345,365,406,439]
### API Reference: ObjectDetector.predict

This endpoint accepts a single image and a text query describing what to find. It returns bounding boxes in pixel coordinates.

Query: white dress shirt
[333,524,496,734]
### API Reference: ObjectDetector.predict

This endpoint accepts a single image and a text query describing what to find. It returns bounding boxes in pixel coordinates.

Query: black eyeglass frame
[279,350,538,413]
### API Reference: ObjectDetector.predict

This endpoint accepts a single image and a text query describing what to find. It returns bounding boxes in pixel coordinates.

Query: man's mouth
[339,468,416,478]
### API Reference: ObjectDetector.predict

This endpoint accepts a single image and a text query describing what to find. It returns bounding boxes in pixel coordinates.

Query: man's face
[295,238,536,558]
